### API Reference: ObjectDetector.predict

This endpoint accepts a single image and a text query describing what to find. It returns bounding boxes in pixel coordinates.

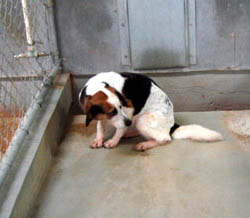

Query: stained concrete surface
[34,111,250,218]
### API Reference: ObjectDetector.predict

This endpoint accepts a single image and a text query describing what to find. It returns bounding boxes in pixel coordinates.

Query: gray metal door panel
[128,0,188,69]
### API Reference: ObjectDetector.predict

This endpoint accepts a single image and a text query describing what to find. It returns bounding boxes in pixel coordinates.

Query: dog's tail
[171,123,223,142]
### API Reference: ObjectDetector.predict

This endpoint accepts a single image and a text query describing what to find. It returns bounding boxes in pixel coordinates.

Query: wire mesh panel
[0,0,57,159]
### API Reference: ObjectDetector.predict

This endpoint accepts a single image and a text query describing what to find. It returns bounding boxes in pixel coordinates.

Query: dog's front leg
[91,120,105,148]
[104,128,127,149]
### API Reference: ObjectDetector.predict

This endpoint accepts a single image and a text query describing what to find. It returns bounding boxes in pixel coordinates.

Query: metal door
[128,0,189,70]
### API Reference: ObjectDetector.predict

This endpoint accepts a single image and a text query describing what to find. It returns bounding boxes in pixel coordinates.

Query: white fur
[109,112,127,129]
[135,112,172,142]
[85,72,125,94]
[172,124,223,141]
[84,72,128,112]
[135,83,174,130]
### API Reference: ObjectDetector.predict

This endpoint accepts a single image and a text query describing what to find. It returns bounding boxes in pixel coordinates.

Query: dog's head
[79,83,134,128]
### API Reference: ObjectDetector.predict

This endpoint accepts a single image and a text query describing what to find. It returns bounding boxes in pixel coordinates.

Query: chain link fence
[0,0,58,159]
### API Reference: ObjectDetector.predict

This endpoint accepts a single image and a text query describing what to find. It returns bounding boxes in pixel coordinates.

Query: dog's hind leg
[135,112,173,151]
[135,140,168,151]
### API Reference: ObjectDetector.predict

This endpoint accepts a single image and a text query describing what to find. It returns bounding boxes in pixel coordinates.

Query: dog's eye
[108,109,117,116]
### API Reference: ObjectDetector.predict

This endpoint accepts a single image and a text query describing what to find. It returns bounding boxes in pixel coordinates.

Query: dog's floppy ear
[86,112,93,127]
[85,105,103,127]
[79,87,92,114]
[79,89,109,126]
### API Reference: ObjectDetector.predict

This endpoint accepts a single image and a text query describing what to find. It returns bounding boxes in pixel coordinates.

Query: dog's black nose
[124,119,132,127]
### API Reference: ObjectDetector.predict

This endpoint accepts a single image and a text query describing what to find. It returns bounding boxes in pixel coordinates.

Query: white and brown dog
[79,72,223,151]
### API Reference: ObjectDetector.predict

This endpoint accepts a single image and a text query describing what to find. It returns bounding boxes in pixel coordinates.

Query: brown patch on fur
[95,113,111,120]
[127,100,133,107]
[81,91,110,114]
[91,91,108,103]
[83,91,116,125]
[104,85,117,94]
[123,98,133,108]
[91,91,115,115]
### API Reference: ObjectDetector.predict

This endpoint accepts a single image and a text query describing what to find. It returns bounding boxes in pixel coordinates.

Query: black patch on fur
[165,97,171,106]
[170,123,180,135]
[120,72,153,115]
[79,86,87,104]
[86,105,104,127]
[89,105,104,117]
[108,108,117,116]
[115,91,128,106]
[102,82,110,87]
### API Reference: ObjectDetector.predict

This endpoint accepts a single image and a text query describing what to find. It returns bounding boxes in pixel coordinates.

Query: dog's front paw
[104,139,119,149]
[91,138,103,148]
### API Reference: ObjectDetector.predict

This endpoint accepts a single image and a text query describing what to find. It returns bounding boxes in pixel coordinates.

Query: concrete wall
[71,71,250,114]
[54,0,250,112]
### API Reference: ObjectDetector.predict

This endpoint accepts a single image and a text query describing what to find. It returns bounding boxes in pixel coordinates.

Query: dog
[79,72,223,151]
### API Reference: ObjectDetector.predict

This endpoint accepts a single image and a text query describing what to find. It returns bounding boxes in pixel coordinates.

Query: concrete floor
[34,111,250,218]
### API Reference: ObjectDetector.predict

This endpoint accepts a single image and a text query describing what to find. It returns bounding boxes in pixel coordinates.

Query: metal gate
[0,0,59,160]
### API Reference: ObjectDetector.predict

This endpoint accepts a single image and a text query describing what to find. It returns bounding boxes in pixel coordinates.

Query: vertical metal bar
[187,0,196,65]
[46,0,60,65]
[21,0,35,54]
[184,0,189,65]
[117,0,131,66]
